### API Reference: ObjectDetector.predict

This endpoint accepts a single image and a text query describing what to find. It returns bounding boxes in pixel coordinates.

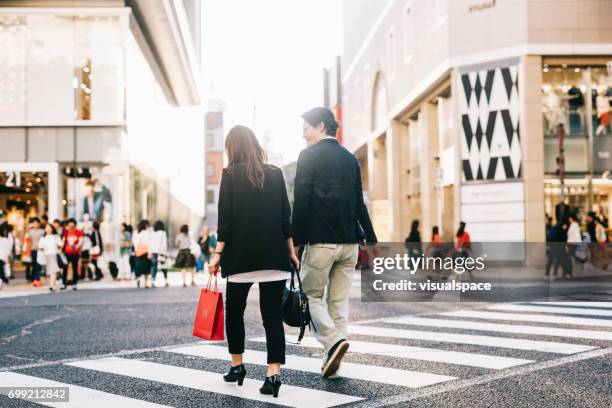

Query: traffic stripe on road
[441,310,612,328]
[488,304,612,317]
[528,302,612,309]
[250,337,533,370]
[167,344,456,388]
[0,371,170,408]
[387,316,612,341]
[66,357,363,408]
[347,324,596,354]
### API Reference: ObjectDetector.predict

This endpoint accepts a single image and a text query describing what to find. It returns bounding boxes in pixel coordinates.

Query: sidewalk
[0,271,218,297]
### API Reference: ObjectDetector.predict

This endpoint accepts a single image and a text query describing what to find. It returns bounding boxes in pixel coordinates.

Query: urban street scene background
[1,1,612,407]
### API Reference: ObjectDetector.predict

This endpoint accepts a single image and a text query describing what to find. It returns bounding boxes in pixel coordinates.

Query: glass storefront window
[0,15,26,122]
[0,13,126,125]
[542,63,612,176]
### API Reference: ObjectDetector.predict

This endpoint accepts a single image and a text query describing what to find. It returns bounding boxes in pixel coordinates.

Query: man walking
[27,218,44,287]
[292,107,377,378]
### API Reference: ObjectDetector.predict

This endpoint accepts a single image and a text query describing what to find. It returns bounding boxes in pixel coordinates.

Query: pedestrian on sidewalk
[149,221,169,288]
[21,231,32,282]
[405,220,422,261]
[90,221,104,281]
[118,223,133,280]
[133,220,151,288]
[196,225,211,273]
[61,218,83,290]
[567,213,583,270]
[174,224,196,287]
[455,221,473,278]
[292,107,377,379]
[27,217,44,287]
[39,223,62,292]
[208,125,299,398]
[79,215,93,280]
[0,225,11,289]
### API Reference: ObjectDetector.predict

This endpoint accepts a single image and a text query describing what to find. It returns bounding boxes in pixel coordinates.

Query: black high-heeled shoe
[259,374,281,398]
[223,364,246,385]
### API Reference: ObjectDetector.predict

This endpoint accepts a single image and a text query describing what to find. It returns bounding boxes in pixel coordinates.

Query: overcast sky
[203,0,342,164]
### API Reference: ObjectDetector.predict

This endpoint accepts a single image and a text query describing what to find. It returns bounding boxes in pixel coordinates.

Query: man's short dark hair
[302,107,339,137]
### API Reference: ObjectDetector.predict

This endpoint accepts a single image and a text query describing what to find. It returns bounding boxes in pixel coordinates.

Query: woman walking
[118,223,133,280]
[197,225,211,273]
[133,220,151,288]
[0,226,11,290]
[90,221,104,280]
[39,223,62,292]
[209,125,299,398]
[405,220,422,262]
[175,224,196,287]
[149,221,169,288]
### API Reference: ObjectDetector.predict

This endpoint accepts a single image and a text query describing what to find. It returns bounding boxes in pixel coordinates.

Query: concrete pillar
[387,119,406,241]
[520,55,546,265]
[521,55,546,242]
[418,102,440,240]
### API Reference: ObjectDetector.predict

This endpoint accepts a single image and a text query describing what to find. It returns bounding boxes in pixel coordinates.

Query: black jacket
[292,138,377,246]
[217,164,292,277]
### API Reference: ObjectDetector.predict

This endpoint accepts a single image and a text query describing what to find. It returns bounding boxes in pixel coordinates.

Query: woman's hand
[209,252,221,275]
[289,251,300,270]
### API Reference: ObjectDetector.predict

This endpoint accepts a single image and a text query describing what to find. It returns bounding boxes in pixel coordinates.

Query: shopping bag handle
[206,270,219,293]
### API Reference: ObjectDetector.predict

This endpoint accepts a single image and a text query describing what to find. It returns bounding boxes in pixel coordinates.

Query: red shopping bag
[192,274,224,340]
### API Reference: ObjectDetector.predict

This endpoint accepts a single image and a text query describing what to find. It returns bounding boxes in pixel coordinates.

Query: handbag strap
[289,265,303,291]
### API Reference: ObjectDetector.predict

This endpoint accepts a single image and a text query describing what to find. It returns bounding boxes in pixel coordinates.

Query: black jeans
[63,253,80,286]
[225,279,286,364]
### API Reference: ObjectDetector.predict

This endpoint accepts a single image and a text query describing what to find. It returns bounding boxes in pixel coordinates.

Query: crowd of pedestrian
[545,204,612,278]
[0,211,218,291]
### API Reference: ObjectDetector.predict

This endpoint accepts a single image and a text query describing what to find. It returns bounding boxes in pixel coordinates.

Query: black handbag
[282,267,313,343]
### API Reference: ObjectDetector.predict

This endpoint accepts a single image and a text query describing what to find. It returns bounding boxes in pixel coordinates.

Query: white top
[133,229,152,249]
[227,270,291,283]
[149,230,168,255]
[175,233,191,250]
[39,234,62,255]
[567,222,582,243]
[0,236,11,262]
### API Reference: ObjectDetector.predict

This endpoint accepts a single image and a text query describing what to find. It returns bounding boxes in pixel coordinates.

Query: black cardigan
[217,164,292,277]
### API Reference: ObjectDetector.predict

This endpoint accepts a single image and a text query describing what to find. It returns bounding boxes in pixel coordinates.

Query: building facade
[204,97,225,227]
[0,0,205,256]
[341,0,612,245]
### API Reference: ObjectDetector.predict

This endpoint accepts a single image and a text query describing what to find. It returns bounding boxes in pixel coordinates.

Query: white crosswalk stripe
[387,316,612,341]
[528,302,612,309]
[167,344,456,388]
[488,304,612,317]
[0,372,171,408]
[250,337,534,369]
[66,357,364,408]
[347,324,596,354]
[441,310,612,328]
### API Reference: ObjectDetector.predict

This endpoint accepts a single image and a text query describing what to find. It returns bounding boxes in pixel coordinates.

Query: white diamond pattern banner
[459,62,521,181]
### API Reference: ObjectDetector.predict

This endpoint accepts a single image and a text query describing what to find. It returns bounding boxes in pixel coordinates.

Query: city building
[340,0,612,246]
[204,96,225,227]
[0,0,205,256]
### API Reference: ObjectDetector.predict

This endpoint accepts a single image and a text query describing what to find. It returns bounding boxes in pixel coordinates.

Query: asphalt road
[1,282,611,407]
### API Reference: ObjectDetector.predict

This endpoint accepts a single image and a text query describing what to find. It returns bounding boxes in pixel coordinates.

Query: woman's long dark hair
[225,125,267,189]
[456,221,466,238]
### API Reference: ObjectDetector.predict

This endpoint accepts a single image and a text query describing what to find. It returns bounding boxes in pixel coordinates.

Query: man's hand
[368,243,381,258]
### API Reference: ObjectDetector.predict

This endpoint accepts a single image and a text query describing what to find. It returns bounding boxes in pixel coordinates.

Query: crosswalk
[2,301,612,407]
